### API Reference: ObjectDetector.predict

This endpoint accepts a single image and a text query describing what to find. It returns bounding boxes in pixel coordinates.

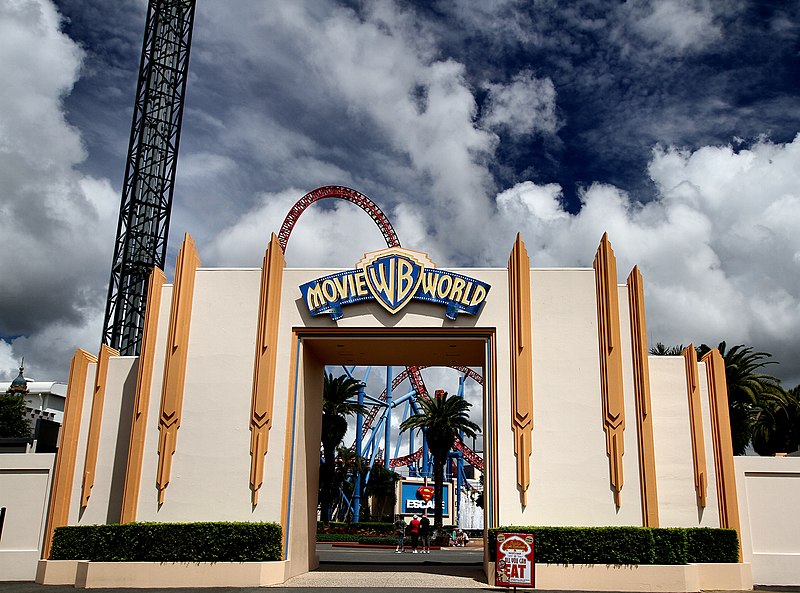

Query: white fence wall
[735,456,800,585]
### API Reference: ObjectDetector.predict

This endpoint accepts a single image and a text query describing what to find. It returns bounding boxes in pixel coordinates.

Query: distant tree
[399,391,479,531]
[751,385,800,456]
[697,342,784,455]
[649,342,685,356]
[319,373,366,524]
[365,463,401,521]
[0,392,31,438]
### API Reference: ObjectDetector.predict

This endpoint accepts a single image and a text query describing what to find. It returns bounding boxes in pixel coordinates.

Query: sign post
[495,532,535,589]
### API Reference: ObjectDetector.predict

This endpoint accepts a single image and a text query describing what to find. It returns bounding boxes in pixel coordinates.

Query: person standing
[419,511,431,553]
[394,515,406,553]
[409,514,421,553]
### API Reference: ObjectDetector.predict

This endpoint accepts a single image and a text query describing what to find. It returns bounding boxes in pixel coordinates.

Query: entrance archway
[285,327,497,572]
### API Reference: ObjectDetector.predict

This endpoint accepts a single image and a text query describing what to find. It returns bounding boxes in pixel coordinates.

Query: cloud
[624,0,724,54]
[181,2,500,266]
[481,70,559,137]
[0,0,118,379]
[493,134,800,386]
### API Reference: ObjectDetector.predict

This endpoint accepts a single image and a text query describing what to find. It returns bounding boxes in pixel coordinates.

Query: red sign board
[495,532,535,588]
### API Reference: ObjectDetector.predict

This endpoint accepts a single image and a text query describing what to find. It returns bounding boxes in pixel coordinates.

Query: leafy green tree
[319,373,366,524]
[649,342,685,356]
[399,391,479,531]
[0,392,31,438]
[697,342,784,455]
[751,385,800,456]
[364,463,401,521]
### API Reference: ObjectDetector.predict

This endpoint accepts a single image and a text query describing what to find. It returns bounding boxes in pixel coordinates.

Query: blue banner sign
[300,247,491,320]
[401,482,450,516]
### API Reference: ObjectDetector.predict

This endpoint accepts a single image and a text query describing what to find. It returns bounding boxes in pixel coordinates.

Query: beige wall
[649,357,720,527]
[735,456,800,585]
[0,453,55,580]
[73,357,138,525]
[48,248,744,580]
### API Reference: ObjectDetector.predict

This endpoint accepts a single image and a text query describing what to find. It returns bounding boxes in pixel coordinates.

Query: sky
[1,0,799,390]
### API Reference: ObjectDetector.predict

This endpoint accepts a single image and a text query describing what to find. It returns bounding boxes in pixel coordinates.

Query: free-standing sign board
[496,532,535,588]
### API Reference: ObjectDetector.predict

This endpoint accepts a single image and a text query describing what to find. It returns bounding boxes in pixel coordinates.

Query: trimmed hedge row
[316,533,361,542]
[488,526,739,565]
[50,522,282,562]
[316,521,393,534]
[357,536,397,546]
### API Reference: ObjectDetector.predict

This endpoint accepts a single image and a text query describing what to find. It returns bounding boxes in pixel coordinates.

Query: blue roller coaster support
[384,366,392,469]
[353,382,365,522]
[456,374,466,524]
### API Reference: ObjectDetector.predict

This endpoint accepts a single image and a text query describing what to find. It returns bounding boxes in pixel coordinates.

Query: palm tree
[751,385,800,456]
[364,463,401,521]
[319,373,366,524]
[399,390,480,532]
[649,342,685,356]
[697,342,784,455]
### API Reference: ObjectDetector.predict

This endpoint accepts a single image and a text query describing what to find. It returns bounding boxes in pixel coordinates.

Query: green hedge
[316,533,361,542]
[50,522,282,562]
[488,526,739,565]
[686,527,739,563]
[357,536,396,546]
[316,521,393,534]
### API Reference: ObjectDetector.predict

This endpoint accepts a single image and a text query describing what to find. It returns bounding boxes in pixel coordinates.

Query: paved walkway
[4,545,790,591]
[279,544,488,588]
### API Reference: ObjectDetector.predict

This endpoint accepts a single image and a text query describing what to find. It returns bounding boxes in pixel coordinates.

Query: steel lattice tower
[102,0,197,355]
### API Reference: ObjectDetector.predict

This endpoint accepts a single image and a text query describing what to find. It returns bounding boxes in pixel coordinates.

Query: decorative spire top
[8,358,28,395]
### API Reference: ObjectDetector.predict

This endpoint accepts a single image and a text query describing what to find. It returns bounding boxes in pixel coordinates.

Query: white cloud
[626,0,723,54]
[0,0,118,379]
[264,2,498,263]
[481,70,559,137]
[493,134,800,385]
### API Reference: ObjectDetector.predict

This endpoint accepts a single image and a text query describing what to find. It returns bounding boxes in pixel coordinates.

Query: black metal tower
[102,0,197,356]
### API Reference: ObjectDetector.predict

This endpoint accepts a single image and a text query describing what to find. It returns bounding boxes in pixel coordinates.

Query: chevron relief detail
[594,233,625,507]
[250,233,286,505]
[508,233,534,506]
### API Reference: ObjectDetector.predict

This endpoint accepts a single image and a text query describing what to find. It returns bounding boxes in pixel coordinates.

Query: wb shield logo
[361,251,424,314]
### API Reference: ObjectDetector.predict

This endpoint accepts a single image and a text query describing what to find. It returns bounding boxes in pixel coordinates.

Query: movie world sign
[300,247,491,320]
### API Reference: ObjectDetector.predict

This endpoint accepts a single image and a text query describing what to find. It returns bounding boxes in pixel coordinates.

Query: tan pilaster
[281,332,300,556]
[593,233,625,507]
[42,348,97,557]
[626,266,659,526]
[702,348,742,554]
[80,344,120,507]
[120,267,166,522]
[507,233,534,506]
[156,233,200,504]
[683,345,708,508]
[250,233,286,504]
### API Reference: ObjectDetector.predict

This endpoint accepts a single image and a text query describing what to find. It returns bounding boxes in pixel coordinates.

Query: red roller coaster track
[279,188,483,473]
[277,185,400,254]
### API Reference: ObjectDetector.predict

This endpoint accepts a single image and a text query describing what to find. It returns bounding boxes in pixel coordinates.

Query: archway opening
[286,328,495,574]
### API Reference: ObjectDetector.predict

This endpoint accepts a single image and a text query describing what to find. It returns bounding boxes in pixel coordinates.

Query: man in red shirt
[409,514,421,553]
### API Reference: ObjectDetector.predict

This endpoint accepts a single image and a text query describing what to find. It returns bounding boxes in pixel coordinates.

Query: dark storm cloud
[2,0,799,389]
[398,0,800,204]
